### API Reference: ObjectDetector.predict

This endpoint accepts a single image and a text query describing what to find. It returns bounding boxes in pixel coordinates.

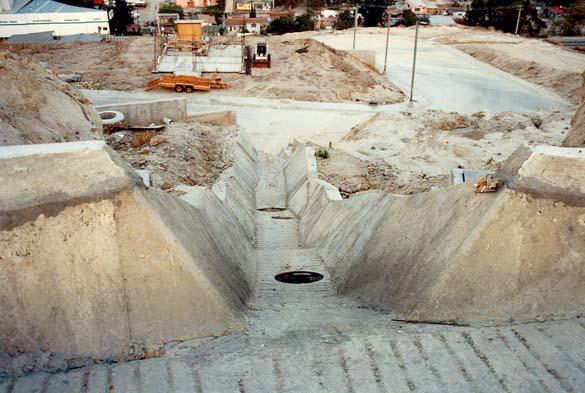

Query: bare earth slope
[0,52,102,145]
[218,37,404,104]
[563,73,585,147]
[430,26,585,104]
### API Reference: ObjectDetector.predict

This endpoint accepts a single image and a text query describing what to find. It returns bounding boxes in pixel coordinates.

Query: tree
[110,0,133,33]
[204,0,226,23]
[295,12,314,31]
[267,14,315,34]
[465,0,545,36]
[556,4,585,36]
[159,2,184,17]
[267,16,296,34]
[335,10,355,30]
[401,9,418,26]
[359,0,391,27]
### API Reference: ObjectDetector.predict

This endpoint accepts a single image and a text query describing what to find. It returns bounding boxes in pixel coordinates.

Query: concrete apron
[5,143,585,392]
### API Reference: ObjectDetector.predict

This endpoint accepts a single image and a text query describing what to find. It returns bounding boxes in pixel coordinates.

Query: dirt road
[316,27,573,114]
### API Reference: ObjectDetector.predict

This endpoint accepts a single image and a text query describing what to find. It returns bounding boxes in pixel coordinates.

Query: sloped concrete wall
[283,143,318,199]
[284,144,585,324]
[0,141,256,374]
[213,131,258,239]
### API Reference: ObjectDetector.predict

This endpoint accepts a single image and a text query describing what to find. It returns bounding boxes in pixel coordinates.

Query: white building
[0,0,109,38]
[224,17,267,35]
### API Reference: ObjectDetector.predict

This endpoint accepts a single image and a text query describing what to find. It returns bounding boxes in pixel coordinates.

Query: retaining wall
[95,98,187,126]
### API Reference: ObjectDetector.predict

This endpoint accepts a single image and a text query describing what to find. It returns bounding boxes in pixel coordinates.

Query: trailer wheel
[185,86,194,93]
[174,85,184,93]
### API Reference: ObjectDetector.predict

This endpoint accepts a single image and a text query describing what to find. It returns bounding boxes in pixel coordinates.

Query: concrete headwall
[95,98,188,126]
[284,144,585,324]
[0,141,255,374]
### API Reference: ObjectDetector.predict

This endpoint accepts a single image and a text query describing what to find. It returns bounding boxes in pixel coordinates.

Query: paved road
[4,155,585,393]
[316,32,569,114]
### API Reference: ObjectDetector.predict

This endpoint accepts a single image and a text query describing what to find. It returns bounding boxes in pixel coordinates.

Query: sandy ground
[0,51,102,146]
[429,27,585,103]
[104,118,237,191]
[215,36,404,104]
[6,37,155,91]
[315,27,573,114]
[317,109,569,194]
[10,23,580,194]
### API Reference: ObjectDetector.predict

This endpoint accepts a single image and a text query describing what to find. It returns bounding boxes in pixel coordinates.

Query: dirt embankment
[0,51,102,146]
[315,108,569,195]
[6,36,154,91]
[105,115,238,191]
[428,26,585,103]
[456,44,582,103]
[218,37,404,104]
[563,73,585,147]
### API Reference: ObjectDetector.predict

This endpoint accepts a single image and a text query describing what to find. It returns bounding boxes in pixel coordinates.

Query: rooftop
[225,16,268,26]
[8,0,104,14]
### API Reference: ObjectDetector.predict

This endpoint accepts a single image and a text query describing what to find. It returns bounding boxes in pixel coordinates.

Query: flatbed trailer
[145,74,230,93]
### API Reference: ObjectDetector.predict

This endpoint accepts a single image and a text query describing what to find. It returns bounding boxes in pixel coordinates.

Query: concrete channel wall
[283,143,585,324]
[95,98,187,125]
[0,139,256,375]
[213,131,258,240]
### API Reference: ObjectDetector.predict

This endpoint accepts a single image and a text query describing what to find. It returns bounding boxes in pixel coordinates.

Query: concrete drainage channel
[3,135,585,391]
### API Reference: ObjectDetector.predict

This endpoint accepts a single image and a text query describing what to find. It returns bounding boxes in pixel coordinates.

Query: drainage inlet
[274,271,323,284]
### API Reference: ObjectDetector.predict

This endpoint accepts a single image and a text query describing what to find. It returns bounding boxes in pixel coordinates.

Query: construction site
[2,15,585,393]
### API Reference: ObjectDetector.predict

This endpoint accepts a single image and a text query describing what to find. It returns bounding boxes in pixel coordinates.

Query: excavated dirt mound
[217,37,404,104]
[6,37,154,91]
[0,51,102,146]
[563,73,585,147]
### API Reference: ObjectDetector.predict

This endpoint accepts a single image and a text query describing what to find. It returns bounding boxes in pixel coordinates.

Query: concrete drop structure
[2,137,585,391]
[0,138,257,372]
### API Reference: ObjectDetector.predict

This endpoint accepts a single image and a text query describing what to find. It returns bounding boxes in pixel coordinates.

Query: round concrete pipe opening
[274,271,323,284]
[98,110,125,125]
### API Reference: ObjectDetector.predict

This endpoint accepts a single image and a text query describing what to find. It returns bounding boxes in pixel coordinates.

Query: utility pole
[514,6,522,36]
[382,12,390,74]
[409,20,419,102]
[352,6,358,50]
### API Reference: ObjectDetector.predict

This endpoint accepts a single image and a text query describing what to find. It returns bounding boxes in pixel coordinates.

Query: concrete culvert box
[0,140,256,374]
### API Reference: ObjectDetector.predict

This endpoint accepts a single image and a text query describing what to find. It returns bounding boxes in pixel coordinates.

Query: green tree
[204,0,226,23]
[359,0,391,27]
[466,0,545,36]
[556,4,585,36]
[295,12,314,31]
[335,9,355,30]
[267,16,296,34]
[267,14,315,34]
[159,2,184,17]
[401,9,418,26]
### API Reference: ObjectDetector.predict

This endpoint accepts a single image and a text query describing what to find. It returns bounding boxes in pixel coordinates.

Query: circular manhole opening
[274,271,324,284]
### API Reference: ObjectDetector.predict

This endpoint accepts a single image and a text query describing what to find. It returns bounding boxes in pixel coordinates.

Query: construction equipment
[144,74,229,93]
[252,42,271,68]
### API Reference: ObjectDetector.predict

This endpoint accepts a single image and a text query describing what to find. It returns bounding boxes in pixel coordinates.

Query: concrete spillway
[2,136,585,392]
